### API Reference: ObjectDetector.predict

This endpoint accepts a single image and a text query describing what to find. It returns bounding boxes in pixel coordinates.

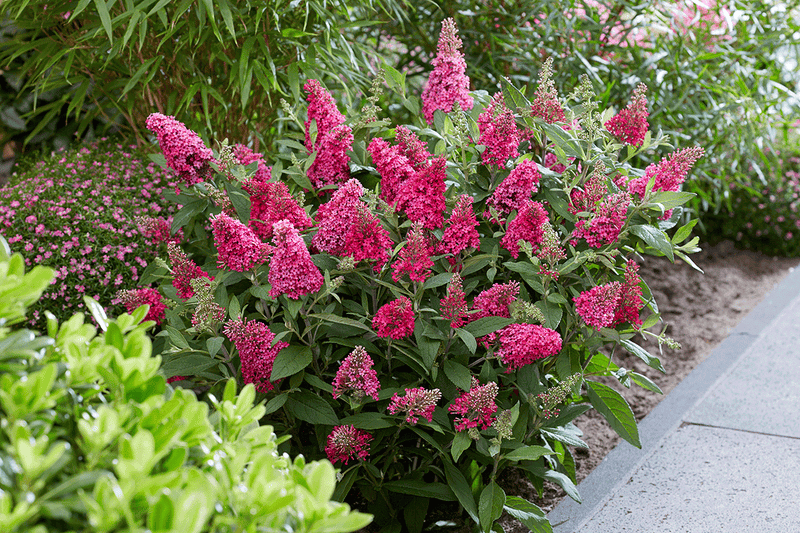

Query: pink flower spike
[269,219,324,300]
[627,146,705,220]
[448,378,499,433]
[332,346,381,401]
[612,259,644,327]
[530,58,565,124]
[440,273,469,328]
[115,287,166,325]
[388,387,442,424]
[500,200,549,258]
[574,282,623,330]
[496,323,562,371]
[396,156,447,230]
[368,137,415,206]
[440,195,480,258]
[145,113,216,186]
[470,281,520,322]
[325,425,373,465]
[478,92,520,168]
[391,222,434,284]
[421,18,473,124]
[168,242,214,299]
[243,172,312,241]
[605,83,649,147]
[487,160,541,221]
[304,80,352,189]
[223,318,289,393]
[212,212,271,272]
[373,297,415,339]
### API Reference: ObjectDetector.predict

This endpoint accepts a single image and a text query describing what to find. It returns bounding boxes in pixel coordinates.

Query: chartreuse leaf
[83,295,108,331]
[503,496,552,533]
[585,381,641,448]
[478,481,505,533]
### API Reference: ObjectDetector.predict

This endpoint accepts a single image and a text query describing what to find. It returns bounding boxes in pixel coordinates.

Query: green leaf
[443,460,479,525]
[423,272,452,289]
[82,296,108,331]
[540,427,588,449]
[339,412,394,430]
[671,218,699,244]
[503,496,552,533]
[455,327,477,354]
[263,393,288,415]
[225,183,251,224]
[585,381,640,448]
[630,225,674,261]
[629,372,663,394]
[161,353,216,378]
[206,337,224,357]
[165,326,190,350]
[443,360,472,391]
[647,190,696,212]
[544,470,581,503]
[285,392,338,425]
[93,0,114,42]
[307,313,371,333]
[479,481,505,532]
[620,339,665,373]
[451,430,471,462]
[503,445,553,462]
[271,345,312,381]
[534,299,562,329]
[383,480,456,501]
[464,317,514,338]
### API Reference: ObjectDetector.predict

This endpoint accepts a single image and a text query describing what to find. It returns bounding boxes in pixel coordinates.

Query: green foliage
[145,54,703,530]
[0,233,372,533]
[0,0,409,151]
[0,137,179,328]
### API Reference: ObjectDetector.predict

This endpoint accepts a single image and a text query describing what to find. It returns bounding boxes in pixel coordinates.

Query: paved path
[549,262,800,532]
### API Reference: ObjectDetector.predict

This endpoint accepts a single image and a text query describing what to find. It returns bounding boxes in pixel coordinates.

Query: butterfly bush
[141,19,705,533]
[0,138,178,327]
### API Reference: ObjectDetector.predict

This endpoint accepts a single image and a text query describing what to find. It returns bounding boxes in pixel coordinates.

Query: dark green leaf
[464,317,514,338]
[271,345,312,381]
[383,480,456,501]
[586,381,640,448]
[443,460,479,525]
[620,339,665,373]
[503,445,553,462]
[285,392,338,425]
[630,225,674,261]
[339,412,393,430]
[479,481,505,532]
[503,497,552,533]
[443,360,472,391]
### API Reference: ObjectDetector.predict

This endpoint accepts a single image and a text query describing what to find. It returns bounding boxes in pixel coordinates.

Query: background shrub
[0,0,411,152]
[0,137,176,326]
[0,235,372,533]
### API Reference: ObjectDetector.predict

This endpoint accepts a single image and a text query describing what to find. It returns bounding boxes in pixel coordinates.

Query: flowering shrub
[142,19,703,532]
[0,235,372,533]
[0,138,178,327]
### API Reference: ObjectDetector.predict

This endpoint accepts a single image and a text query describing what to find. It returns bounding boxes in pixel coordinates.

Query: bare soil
[499,240,799,532]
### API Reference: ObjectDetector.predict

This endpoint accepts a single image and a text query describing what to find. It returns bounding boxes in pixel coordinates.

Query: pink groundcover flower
[388,387,442,424]
[373,297,415,339]
[332,346,381,401]
[448,378,499,432]
[325,425,373,465]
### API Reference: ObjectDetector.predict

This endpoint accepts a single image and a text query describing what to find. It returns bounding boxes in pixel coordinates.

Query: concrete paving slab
[576,424,800,533]
[685,292,800,438]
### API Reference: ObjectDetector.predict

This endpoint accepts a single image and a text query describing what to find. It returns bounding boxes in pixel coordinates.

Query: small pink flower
[448,378,499,432]
[325,425,373,465]
[421,18,473,124]
[612,260,644,327]
[368,137,416,206]
[304,80,352,189]
[396,156,447,230]
[332,346,381,401]
[373,297,415,339]
[530,59,565,123]
[388,387,442,424]
[628,146,705,219]
[471,281,520,322]
[243,173,312,241]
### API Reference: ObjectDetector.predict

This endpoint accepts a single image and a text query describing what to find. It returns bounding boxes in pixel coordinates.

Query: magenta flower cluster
[448,378,499,432]
[223,317,289,393]
[372,297,415,339]
[145,113,216,187]
[332,346,381,402]
[325,425,373,465]
[421,18,474,124]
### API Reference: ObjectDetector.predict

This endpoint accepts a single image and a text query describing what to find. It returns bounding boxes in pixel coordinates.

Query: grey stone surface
[549,266,800,532]
[685,295,800,438]
[578,424,800,533]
